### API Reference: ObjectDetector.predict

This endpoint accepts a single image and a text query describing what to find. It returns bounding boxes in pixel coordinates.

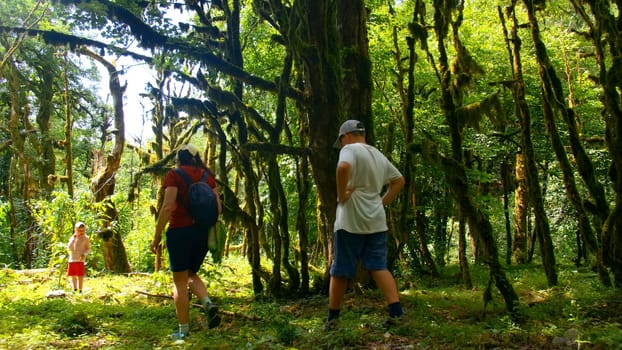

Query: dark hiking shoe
[324,318,339,331]
[383,314,406,329]
[204,303,221,328]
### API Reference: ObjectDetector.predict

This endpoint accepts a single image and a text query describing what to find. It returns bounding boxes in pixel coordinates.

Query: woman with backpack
[150,144,222,340]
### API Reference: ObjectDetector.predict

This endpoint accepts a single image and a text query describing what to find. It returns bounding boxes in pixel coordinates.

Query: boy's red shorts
[67,261,85,276]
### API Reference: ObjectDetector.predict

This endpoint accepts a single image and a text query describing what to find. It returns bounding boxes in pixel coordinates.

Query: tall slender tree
[428,0,519,315]
[569,0,622,288]
[521,0,609,286]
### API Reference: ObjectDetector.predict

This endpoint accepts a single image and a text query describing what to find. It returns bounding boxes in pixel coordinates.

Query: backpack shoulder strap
[200,170,209,183]
[174,168,194,185]
[175,168,210,185]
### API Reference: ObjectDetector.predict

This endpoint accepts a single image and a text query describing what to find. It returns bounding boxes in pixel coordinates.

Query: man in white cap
[327,120,406,329]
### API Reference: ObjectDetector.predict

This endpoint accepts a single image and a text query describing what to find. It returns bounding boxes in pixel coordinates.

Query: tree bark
[275,54,301,294]
[442,157,519,316]
[523,0,610,286]
[513,152,528,264]
[298,0,342,278]
[569,0,622,288]
[458,214,472,289]
[393,0,421,271]
[62,50,74,199]
[414,210,439,277]
[34,48,57,196]
[339,0,374,142]
[506,1,557,286]
[296,153,311,295]
[432,0,519,316]
[6,58,36,266]
[501,158,513,266]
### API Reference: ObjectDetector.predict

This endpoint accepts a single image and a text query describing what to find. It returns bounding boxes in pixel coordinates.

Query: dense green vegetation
[2,0,622,347]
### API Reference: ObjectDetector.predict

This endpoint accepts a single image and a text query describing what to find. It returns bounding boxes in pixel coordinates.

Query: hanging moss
[450,42,484,91]
[455,92,505,132]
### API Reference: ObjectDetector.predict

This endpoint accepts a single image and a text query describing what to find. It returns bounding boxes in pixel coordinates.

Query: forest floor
[1,255,621,349]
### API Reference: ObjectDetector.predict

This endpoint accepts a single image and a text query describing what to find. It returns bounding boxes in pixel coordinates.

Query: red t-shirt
[162,165,217,229]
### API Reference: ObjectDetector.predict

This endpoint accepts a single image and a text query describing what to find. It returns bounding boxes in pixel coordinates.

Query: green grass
[1,256,621,349]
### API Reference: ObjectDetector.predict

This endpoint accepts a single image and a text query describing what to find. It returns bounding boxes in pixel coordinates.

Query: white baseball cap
[178,144,200,157]
[333,120,365,148]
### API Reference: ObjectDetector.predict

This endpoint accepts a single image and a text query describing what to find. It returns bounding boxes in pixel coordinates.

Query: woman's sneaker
[204,303,221,328]
[170,331,188,340]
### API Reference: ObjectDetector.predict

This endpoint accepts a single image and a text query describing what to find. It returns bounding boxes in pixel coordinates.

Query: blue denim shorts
[330,229,388,279]
[166,226,209,273]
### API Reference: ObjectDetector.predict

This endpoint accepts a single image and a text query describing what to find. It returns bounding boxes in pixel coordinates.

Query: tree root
[136,290,261,320]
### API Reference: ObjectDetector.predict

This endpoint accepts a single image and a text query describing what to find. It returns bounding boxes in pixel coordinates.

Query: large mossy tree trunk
[338,0,374,141]
[267,0,374,290]
[295,0,343,278]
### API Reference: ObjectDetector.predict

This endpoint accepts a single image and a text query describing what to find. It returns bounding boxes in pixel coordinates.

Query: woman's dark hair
[177,149,213,173]
[177,150,204,167]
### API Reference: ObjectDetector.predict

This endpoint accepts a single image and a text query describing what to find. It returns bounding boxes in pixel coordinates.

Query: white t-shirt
[334,143,402,234]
